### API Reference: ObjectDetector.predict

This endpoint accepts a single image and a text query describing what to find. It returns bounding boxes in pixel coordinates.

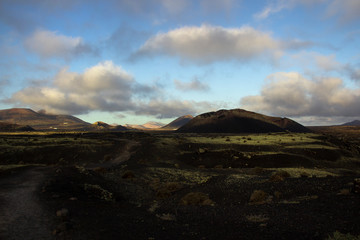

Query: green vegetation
[327,231,360,240]
[184,133,321,146]
[0,132,121,165]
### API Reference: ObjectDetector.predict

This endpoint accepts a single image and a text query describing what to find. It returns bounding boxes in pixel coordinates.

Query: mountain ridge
[0,108,90,130]
[177,109,310,133]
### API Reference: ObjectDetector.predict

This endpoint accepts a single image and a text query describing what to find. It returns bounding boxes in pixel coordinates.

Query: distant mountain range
[177,109,311,133]
[0,108,90,130]
[341,120,360,126]
[0,108,127,131]
[125,121,165,130]
[7,107,355,133]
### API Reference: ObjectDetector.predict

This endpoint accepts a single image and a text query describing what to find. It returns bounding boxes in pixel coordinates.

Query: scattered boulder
[249,190,270,205]
[156,182,183,199]
[198,148,207,154]
[180,192,215,206]
[353,178,360,194]
[269,170,291,182]
[56,208,69,218]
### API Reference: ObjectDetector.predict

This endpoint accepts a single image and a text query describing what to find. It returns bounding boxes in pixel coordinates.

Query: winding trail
[0,166,54,240]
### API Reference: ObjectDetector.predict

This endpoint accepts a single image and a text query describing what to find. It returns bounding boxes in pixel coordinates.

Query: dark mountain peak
[341,120,360,126]
[177,108,310,133]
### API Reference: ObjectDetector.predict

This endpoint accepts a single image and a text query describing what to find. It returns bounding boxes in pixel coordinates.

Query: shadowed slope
[341,120,360,126]
[177,109,310,133]
[0,122,34,132]
[162,115,193,130]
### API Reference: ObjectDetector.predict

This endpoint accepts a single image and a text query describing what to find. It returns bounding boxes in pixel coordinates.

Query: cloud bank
[25,29,95,59]
[7,61,215,118]
[255,0,360,24]
[132,25,284,64]
[240,72,360,117]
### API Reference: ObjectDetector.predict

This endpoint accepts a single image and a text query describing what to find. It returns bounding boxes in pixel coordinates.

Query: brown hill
[341,120,360,126]
[90,121,127,131]
[177,109,310,133]
[161,115,193,130]
[0,108,90,130]
[125,121,165,130]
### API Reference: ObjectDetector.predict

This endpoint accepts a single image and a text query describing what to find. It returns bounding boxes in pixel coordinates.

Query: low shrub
[327,231,360,240]
[249,190,269,205]
[180,192,215,206]
[83,184,114,201]
[269,170,291,182]
[156,182,183,199]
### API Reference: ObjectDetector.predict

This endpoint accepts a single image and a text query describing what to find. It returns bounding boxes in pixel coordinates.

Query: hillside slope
[177,109,310,133]
[0,108,90,130]
[161,115,193,130]
[341,120,360,126]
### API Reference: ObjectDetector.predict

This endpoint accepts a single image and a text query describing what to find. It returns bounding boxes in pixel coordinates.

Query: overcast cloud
[25,29,96,60]
[131,25,287,64]
[255,0,360,24]
[6,61,214,118]
[240,72,360,117]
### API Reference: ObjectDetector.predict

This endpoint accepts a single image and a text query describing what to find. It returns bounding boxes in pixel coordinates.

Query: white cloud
[24,29,95,59]
[7,61,214,118]
[326,0,360,23]
[254,0,326,20]
[174,78,209,91]
[9,61,135,114]
[291,52,341,72]
[132,25,284,64]
[240,72,360,117]
[290,52,360,81]
[255,0,360,24]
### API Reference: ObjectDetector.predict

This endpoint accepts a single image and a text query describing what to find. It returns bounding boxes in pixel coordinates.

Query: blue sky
[0,0,359,125]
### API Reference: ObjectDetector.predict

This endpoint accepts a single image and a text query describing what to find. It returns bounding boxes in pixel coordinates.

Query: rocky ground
[0,131,360,240]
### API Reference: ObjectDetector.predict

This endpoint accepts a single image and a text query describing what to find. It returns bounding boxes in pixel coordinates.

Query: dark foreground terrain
[0,130,360,240]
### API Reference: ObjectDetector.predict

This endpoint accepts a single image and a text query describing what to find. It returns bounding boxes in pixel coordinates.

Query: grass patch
[327,231,360,240]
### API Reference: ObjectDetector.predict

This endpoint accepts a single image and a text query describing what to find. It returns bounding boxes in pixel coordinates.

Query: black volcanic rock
[162,115,193,130]
[341,120,360,126]
[177,109,311,133]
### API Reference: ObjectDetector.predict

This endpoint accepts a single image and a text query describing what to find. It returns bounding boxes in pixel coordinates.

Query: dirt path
[111,140,140,164]
[0,166,55,240]
[86,139,140,169]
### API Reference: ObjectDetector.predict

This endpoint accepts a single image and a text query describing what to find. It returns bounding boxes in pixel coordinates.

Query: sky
[0,0,359,126]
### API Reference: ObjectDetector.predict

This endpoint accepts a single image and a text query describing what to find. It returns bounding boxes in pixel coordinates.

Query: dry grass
[327,231,360,240]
